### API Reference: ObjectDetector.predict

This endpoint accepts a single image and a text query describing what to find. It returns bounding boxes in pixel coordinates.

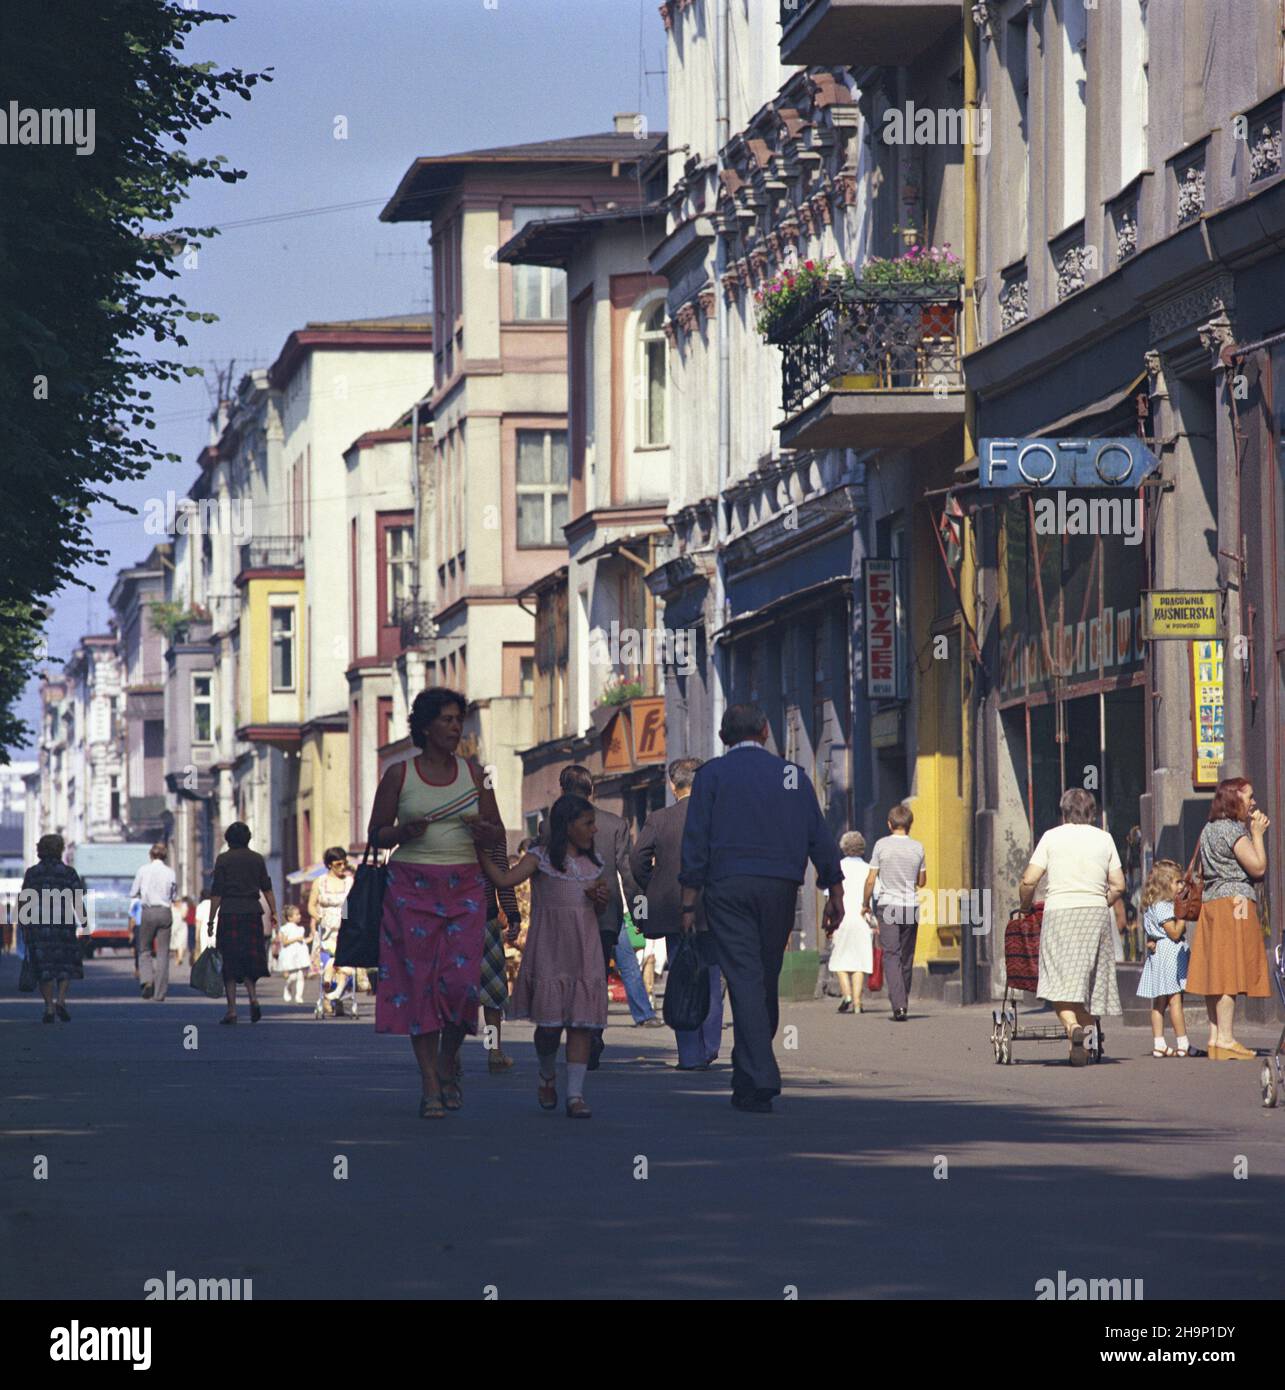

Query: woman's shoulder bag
[1172,839,1204,922]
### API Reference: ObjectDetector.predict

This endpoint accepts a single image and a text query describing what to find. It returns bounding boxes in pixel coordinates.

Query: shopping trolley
[991,904,1105,1064]
[1259,939,1284,1107]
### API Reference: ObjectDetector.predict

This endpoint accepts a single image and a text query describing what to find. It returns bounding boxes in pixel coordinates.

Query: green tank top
[393,755,481,865]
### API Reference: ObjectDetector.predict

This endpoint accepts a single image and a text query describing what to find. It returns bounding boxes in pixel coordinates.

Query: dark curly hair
[409,686,468,750]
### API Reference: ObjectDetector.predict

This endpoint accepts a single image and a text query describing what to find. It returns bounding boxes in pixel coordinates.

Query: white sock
[1153,1036,1166,1051]
[1176,1035,1189,1052]
[566,1062,588,1099]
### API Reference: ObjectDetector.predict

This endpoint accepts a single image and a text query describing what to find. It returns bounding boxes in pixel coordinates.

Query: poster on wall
[1189,638,1224,787]
[863,560,901,700]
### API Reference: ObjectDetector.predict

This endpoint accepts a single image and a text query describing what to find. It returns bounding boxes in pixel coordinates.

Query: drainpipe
[410,393,433,679]
[962,0,981,1005]
[710,0,731,754]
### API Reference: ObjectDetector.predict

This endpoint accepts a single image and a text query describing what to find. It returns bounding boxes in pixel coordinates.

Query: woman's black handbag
[18,930,36,994]
[335,843,385,970]
[663,933,711,1032]
[190,946,224,999]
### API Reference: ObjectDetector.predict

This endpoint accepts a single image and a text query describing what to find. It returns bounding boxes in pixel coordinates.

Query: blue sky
[21,0,668,752]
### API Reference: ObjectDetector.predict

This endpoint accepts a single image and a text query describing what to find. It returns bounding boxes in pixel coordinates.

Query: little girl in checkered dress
[1136,859,1192,1058]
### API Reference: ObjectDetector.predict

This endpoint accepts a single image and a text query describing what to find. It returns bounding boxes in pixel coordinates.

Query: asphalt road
[2,952,1282,1300]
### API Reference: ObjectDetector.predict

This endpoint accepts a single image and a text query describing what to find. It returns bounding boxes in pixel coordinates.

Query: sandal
[56,1004,70,1023]
[537,1075,557,1110]
[1152,1044,1177,1058]
[440,1077,463,1111]
[219,1014,237,1025]
[42,1008,54,1024]
[249,1002,262,1023]
[1068,1026,1089,1067]
[565,1097,592,1119]
[488,1051,514,1073]
[418,1094,446,1119]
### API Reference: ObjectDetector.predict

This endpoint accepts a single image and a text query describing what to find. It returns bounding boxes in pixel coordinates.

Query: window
[502,643,536,698]
[516,429,569,546]
[1061,0,1088,227]
[638,301,668,447]
[271,604,296,692]
[512,205,576,319]
[192,673,212,743]
[520,656,535,698]
[109,776,120,824]
[1120,0,1150,186]
[385,524,413,623]
[143,720,164,759]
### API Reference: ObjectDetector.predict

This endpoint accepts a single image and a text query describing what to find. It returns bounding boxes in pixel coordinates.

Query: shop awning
[1030,369,1149,439]
[717,575,852,643]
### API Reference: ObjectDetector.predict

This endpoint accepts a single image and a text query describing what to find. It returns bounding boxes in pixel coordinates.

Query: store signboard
[864,560,901,699]
[1141,590,1220,640]
[979,437,1160,489]
[1190,639,1225,787]
[602,696,666,771]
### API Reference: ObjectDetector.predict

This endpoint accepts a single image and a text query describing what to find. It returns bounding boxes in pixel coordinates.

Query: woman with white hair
[827,831,876,1013]
[1018,788,1124,1065]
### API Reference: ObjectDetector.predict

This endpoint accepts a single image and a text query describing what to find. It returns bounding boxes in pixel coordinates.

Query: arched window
[638,300,668,448]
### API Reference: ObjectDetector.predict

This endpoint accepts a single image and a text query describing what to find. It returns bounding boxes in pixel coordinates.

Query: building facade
[381,125,663,838]
[965,0,1285,996]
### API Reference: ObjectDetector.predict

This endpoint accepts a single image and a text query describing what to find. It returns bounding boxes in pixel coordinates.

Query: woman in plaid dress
[1019,789,1124,1065]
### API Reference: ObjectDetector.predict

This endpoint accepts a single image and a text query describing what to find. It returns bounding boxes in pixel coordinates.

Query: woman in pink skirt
[366,687,510,1119]
[479,794,609,1119]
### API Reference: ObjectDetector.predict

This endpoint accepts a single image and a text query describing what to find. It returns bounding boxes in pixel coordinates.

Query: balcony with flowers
[761,247,965,451]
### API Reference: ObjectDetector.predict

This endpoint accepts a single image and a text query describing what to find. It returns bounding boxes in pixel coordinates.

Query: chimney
[614,112,642,135]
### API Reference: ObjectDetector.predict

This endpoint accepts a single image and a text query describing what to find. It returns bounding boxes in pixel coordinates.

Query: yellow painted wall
[242,577,305,727]
[298,729,350,864]
[911,517,967,965]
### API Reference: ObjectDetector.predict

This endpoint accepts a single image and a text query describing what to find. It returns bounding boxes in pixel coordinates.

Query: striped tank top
[393,755,481,866]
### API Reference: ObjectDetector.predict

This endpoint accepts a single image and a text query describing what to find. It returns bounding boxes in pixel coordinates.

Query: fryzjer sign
[979,437,1161,489]
[1141,590,1221,639]
[864,560,901,699]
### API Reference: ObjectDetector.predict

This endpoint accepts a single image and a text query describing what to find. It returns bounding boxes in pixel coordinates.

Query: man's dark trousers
[879,904,919,1013]
[702,874,799,1098]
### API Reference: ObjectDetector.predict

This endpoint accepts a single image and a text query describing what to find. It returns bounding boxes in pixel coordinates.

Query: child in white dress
[275,904,312,1004]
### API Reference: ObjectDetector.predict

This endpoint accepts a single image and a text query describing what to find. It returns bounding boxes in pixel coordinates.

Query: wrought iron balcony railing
[394,599,435,650]
[238,536,304,573]
[778,284,963,417]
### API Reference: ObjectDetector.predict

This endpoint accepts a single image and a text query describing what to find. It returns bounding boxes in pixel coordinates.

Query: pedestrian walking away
[631,756,723,1070]
[1136,859,1193,1057]
[208,822,278,1024]
[481,794,610,1119]
[366,686,509,1118]
[1186,777,1271,1060]
[679,704,844,1112]
[19,833,86,1023]
[827,832,876,1014]
[131,843,177,1001]
[1018,788,1123,1065]
[863,806,926,1021]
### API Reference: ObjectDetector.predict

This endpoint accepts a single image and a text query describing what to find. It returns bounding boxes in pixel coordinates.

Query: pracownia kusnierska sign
[1141,590,1221,640]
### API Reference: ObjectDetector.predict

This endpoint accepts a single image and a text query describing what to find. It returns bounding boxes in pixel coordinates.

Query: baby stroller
[314,944,361,1020]
[1259,938,1284,1107]
[991,904,1105,1064]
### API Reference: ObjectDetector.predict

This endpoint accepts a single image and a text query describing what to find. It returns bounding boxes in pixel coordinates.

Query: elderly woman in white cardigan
[1018,788,1124,1065]
[827,832,877,1013]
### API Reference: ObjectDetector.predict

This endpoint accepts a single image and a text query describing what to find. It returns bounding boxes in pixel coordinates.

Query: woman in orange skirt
[1186,777,1272,1059]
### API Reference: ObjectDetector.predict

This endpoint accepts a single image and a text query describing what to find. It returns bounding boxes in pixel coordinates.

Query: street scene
[2,0,1284,1350]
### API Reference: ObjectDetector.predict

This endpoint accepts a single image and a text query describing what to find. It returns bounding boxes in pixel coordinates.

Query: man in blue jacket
[679,704,844,1112]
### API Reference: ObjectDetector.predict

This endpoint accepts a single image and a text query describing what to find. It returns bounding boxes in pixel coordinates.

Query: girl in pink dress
[478,794,609,1119]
